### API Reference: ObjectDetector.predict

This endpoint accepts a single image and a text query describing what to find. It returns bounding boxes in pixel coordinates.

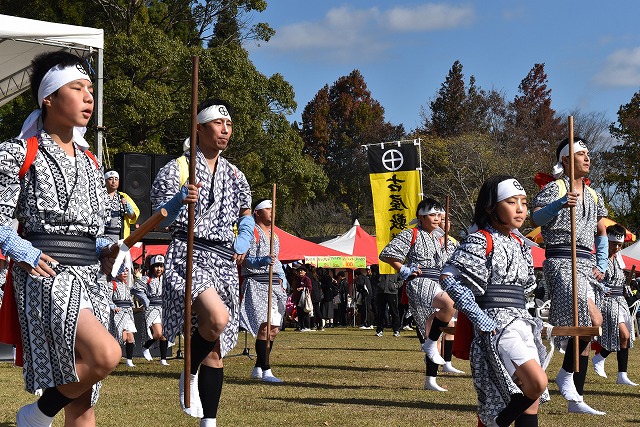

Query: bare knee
[199,311,229,341]
[94,339,122,377]
[523,373,547,398]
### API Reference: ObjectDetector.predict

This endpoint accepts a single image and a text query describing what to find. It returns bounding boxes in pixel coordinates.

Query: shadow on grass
[225,378,384,390]
[0,423,15,427]
[275,363,418,373]
[295,347,418,352]
[109,369,178,379]
[266,396,478,412]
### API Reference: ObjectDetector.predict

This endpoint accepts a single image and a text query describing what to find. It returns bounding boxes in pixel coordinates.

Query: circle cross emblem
[382,149,404,171]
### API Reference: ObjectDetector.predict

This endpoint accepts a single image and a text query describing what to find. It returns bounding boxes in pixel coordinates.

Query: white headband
[18,63,92,148]
[105,171,119,180]
[197,105,232,124]
[607,232,625,244]
[496,178,526,202]
[417,207,441,216]
[552,139,588,178]
[254,200,272,211]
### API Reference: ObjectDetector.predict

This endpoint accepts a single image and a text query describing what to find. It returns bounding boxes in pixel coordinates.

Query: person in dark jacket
[375,273,402,337]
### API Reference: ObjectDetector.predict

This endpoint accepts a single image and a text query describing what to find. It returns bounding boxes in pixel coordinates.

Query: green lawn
[1,327,639,426]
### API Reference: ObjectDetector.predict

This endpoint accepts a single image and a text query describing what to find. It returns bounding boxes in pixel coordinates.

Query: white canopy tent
[0,14,105,160]
[622,240,640,260]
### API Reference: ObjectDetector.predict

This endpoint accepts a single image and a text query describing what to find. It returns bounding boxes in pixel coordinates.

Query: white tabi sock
[16,402,53,427]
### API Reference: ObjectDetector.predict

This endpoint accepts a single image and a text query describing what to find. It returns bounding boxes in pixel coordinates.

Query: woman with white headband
[380,197,457,392]
[591,224,637,386]
[441,175,549,427]
[531,136,606,415]
[0,51,121,426]
[151,98,253,426]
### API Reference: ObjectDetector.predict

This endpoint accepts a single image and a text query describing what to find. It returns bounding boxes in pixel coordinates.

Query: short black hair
[473,175,516,231]
[415,197,443,218]
[606,224,627,238]
[30,51,88,108]
[556,136,588,161]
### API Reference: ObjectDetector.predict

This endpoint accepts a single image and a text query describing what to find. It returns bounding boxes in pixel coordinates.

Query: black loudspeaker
[153,154,175,182]
[114,153,153,223]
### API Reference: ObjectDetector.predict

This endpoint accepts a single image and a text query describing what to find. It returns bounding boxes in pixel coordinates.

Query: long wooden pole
[184,55,198,407]
[568,116,580,372]
[444,194,450,252]
[266,184,277,350]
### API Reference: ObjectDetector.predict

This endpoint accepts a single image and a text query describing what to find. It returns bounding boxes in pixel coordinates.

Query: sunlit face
[197,117,232,152]
[105,176,119,192]
[418,212,441,232]
[609,241,623,257]
[491,195,528,234]
[116,268,129,282]
[43,78,94,129]
[562,150,591,178]
[152,264,164,277]
[254,207,272,226]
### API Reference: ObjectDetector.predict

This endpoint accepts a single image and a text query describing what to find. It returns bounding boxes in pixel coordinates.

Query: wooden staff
[108,208,168,256]
[444,194,450,252]
[568,116,581,372]
[266,183,277,350]
[183,55,199,408]
[626,265,637,290]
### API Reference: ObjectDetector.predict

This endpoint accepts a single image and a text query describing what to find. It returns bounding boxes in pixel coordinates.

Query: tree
[301,70,405,222]
[603,92,640,233]
[504,63,563,165]
[0,1,326,213]
[424,60,467,137]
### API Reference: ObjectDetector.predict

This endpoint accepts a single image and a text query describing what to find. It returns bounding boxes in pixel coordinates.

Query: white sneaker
[393,331,400,337]
[160,359,170,366]
[568,400,606,415]
[126,359,136,367]
[423,376,447,392]
[262,369,283,383]
[591,353,607,378]
[616,372,638,386]
[16,403,53,427]
[443,361,465,374]
[422,339,445,365]
[179,371,203,418]
[555,368,580,401]
[143,348,153,361]
[376,331,383,337]
[402,325,413,331]
[251,366,263,380]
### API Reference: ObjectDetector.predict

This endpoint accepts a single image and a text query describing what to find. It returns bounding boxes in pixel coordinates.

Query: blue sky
[247,1,640,132]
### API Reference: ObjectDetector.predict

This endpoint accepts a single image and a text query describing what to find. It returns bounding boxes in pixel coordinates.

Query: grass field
[1,327,639,426]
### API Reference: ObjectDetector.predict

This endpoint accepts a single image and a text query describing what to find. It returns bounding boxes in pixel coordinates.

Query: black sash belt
[245,273,280,285]
[545,244,592,260]
[114,300,133,308]
[148,297,163,306]
[26,233,97,266]
[104,226,121,236]
[476,286,526,309]
[173,231,234,260]
[607,287,624,297]
[416,267,441,280]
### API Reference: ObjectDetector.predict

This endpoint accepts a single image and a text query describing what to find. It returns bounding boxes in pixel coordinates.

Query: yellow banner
[370,170,421,274]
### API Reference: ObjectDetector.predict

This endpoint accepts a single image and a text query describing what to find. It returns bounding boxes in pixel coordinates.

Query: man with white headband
[441,175,549,427]
[531,136,607,415]
[0,51,121,426]
[380,197,457,392]
[151,98,252,426]
[591,224,637,387]
[104,170,139,241]
[239,199,287,383]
